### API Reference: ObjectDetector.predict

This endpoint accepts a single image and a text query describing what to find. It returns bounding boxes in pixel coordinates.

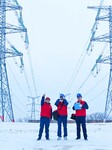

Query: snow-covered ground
[0,122,112,150]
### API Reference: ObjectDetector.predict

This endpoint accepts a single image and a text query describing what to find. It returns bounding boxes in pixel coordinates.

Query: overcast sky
[5,0,112,120]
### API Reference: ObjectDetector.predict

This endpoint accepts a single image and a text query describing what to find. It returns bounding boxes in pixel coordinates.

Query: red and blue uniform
[41,102,52,118]
[38,95,52,140]
[74,100,88,116]
[55,99,68,138]
[72,99,89,140]
[57,101,68,116]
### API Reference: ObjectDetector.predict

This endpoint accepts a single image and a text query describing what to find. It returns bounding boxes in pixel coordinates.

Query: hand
[60,99,63,102]
[43,93,45,96]
[42,94,45,98]
[79,104,82,108]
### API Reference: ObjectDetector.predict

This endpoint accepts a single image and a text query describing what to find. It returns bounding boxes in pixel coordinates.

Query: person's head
[76,93,82,101]
[60,93,65,100]
[45,97,50,103]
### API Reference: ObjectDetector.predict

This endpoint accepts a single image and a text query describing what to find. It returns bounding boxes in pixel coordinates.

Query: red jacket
[73,100,88,117]
[41,102,52,119]
[57,102,68,116]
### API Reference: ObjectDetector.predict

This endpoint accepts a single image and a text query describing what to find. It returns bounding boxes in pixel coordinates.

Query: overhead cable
[88,88,107,103]
[7,63,27,99]
[84,73,108,97]
[26,49,38,97]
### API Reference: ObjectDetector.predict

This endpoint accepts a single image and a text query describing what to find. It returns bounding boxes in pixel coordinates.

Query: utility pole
[28,96,40,120]
[0,0,28,121]
[88,6,112,121]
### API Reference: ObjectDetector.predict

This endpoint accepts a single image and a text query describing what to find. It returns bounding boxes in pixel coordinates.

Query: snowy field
[0,122,112,150]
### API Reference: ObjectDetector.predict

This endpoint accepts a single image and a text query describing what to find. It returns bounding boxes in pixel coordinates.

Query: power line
[23,67,33,97]
[88,88,107,103]
[68,0,106,101]
[86,0,105,54]
[64,0,105,94]
[64,44,88,93]
[11,90,26,109]
[70,55,108,101]
[76,73,92,93]
[26,49,38,97]
[7,63,27,99]
[75,43,109,93]
[12,102,27,117]
[84,73,108,97]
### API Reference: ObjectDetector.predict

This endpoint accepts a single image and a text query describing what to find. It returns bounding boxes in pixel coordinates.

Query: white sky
[4,0,112,120]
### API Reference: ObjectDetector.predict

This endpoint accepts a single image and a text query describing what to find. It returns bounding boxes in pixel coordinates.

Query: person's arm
[63,99,68,106]
[72,106,75,110]
[50,108,52,119]
[41,94,45,106]
[82,102,89,109]
[55,99,60,107]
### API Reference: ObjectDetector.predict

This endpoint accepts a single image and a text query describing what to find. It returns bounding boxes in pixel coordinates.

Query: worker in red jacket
[72,93,89,140]
[55,93,68,140]
[37,94,52,140]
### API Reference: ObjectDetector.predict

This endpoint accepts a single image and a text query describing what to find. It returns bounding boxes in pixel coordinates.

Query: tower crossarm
[5,3,22,11]
[88,6,111,11]
[3,48,23,59]
[5,23,27,34]
[92,33,110,42]
[97,14,109,21]
[96,56,110,64]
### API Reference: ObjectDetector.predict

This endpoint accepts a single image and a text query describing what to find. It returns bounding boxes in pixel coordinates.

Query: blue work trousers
[76,116,87,139]
[57,116,67,137]
[38,117,50,139]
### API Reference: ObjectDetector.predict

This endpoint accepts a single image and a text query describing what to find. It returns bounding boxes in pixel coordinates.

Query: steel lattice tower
[28,96,40,120]
[88,6,112,121]
[0,0,28,121]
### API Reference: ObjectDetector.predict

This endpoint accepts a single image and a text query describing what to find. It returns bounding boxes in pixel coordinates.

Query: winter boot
[57,137,61,140]
[64,136,67,140]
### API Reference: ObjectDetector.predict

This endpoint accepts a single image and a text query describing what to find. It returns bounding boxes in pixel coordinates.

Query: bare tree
[87,112,104,122]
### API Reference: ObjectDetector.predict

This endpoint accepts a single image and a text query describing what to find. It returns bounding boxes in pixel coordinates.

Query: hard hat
[76,93,82,98]
[45,97,50,101]
[60,93,65,98]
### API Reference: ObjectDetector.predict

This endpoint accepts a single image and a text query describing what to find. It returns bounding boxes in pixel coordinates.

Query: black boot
[37,137,41,141]
[76,137,80,140]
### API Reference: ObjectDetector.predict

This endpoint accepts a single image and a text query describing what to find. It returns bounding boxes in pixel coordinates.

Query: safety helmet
[60,93,65,98]
[45,97,50,101]
[76,93,82,98]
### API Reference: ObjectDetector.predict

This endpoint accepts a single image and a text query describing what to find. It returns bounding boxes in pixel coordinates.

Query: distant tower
[88,6,112,120]
[28,96,40,120]
[0,0,28,121]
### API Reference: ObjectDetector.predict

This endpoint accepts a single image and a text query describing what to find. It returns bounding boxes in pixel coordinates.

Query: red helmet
[45,97,50,101]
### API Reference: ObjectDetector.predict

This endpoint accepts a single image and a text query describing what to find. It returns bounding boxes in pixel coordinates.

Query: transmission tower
[0,0,29,121]
[28,96,40,120]
[88,5,112,121]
